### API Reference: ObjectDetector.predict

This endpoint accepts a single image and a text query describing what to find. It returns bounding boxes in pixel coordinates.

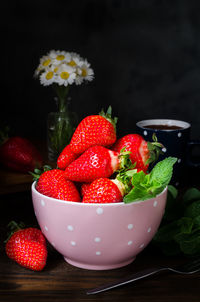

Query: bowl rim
[32,181,168,207]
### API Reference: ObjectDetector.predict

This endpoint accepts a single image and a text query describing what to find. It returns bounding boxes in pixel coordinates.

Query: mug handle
[187,140,200,168]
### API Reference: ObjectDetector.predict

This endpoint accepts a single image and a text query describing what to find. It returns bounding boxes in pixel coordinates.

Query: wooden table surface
[0,160,200,301]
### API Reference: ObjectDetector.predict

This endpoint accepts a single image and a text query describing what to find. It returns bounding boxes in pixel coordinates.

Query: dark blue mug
[136,119,200,186]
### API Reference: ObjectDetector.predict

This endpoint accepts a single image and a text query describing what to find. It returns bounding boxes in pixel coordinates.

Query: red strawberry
[36,169,81,202]
[5,222,47,271]
[0,136,43,173]
[81,183,91,196]
[82,178,125,203]
[64,145,131,183]
[112,134,149,172]
[69,106,117,154]
[57,144,78,170]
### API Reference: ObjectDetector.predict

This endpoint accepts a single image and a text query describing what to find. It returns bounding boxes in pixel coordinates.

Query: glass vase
[47,110,77,162]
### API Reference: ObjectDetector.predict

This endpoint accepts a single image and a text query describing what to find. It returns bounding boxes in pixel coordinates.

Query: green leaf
[183,188,200,205]
[150,157,177,187]
[131,170,147,187]
[177,217,194,234]
[153,185,200,257]
[153,220,180,243]
[123,187,154,203]
[184,200,200,218]
[194,215,200,227]
[168,185,178,200]
[163,185,180,222]
[123,157,177,204]
[179,233,200,255]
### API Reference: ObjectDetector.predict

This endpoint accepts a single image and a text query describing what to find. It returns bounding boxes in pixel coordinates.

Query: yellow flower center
[60,72,69,79]
[45,71,54,80]
[42,59,51,66]
[56,55,65,61]
[54,67,58,72]
[81,68,87,77]
[68,60,76,67]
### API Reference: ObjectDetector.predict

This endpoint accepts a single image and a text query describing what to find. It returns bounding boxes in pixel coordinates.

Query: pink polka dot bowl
[31,182,168,270]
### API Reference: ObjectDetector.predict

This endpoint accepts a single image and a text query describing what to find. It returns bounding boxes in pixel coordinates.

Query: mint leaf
[150,157,177,188]
[168,185,178,200]
[123,157,177,204]
[183,188,200,206]
[163,185,181,222]
[153,187,200,257]
[153,220,180,243]
[184,200,200,218]
[131,170,147,187]
[177,217,194,234]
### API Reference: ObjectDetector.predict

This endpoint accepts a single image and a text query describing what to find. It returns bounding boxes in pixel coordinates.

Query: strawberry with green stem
[83,157,177,204]
[112,133,163,173]
[69,106,117,154]
[82,167,137,203]
[5,221,47,271]
[64,145,133,183]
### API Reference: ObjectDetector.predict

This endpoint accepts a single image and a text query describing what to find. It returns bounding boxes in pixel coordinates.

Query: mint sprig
[123,157,177,203]
[153,186,200,256]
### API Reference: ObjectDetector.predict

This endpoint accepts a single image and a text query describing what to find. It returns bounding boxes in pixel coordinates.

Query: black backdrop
[1,0,200,141]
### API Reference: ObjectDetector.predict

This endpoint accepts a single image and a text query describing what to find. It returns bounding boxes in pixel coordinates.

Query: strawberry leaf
[99,106,118,130]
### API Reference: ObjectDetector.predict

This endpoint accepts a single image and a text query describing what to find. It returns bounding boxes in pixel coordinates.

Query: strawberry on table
[112,134,163,173]
[57,144,78,170]
[35,168,81,202]
[64,145,131,183]
[0,136,43,173]
[5,221,47,271]
[69,106,117,154]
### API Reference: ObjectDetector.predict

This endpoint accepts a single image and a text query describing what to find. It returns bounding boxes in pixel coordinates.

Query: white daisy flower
[75,60,94,85]
[34,55,52,77]
[48,50,71,65]
[39,66,56,86]
[35,50,94,87]
[55,63,76,86]
[68,52,83,68]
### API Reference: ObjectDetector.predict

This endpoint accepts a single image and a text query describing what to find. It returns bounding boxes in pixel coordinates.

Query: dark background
[1,0,200,141]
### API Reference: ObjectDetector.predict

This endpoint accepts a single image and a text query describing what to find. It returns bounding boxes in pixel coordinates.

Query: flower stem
[53,84,70,112]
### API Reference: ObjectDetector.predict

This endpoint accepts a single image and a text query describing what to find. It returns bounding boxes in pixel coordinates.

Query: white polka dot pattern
[67,225,74,231]
[153,201,158,207]
[147,227,151,233]
[41,199,45,207]
[96,207,103,215]
[94,237,101,242]
[128,224,133,230]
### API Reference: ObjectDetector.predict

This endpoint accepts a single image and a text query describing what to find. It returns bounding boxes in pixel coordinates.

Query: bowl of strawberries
[32,107,176,270]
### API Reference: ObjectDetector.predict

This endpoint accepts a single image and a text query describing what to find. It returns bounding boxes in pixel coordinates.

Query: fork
[86,258,200,295]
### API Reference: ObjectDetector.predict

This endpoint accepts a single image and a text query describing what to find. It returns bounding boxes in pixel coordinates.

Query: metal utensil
[87,258,200,295]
